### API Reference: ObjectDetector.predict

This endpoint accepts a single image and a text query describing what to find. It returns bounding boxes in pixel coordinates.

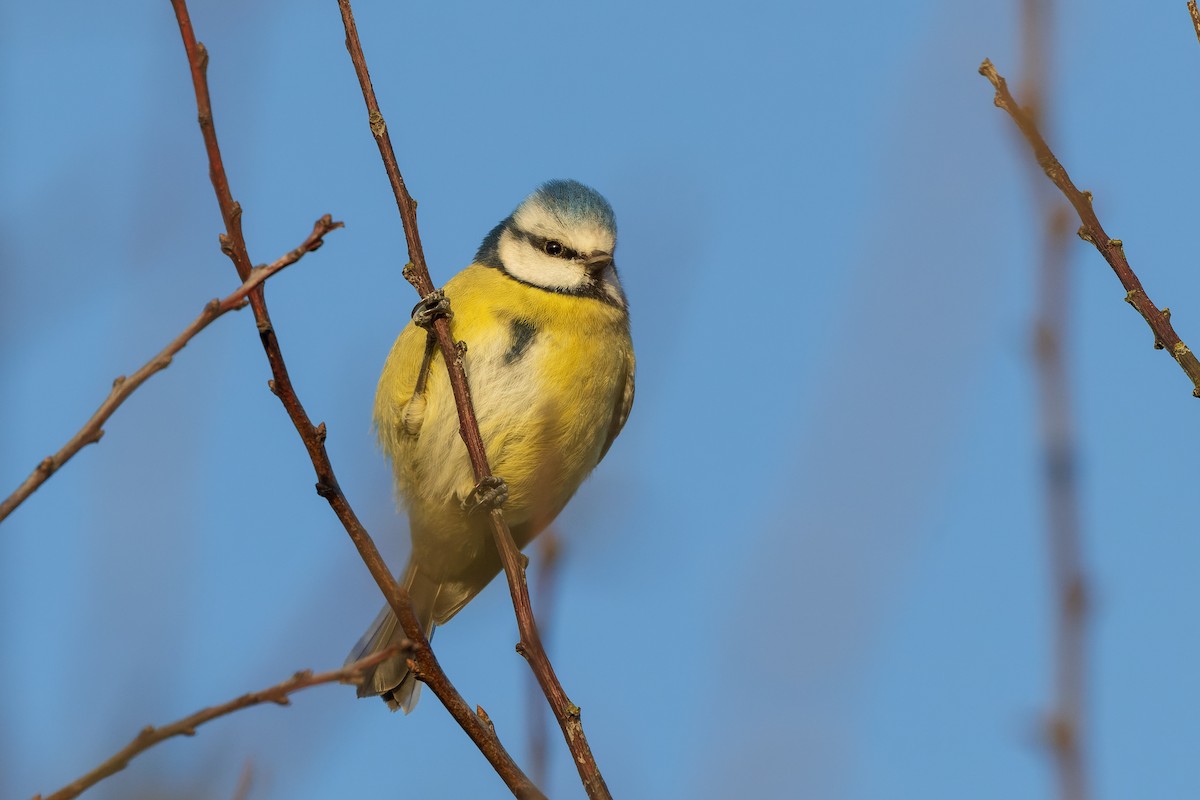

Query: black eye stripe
[524,231,579,260]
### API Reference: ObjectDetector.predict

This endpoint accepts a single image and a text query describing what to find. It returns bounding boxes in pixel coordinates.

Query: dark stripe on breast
[504,319,538,365]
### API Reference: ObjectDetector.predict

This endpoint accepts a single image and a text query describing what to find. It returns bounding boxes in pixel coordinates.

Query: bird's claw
[411,290,452,329]
[463,476,508,515]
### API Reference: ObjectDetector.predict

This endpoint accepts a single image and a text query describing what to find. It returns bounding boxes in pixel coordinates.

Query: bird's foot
[462,476,509,515]
[411,289,452,329]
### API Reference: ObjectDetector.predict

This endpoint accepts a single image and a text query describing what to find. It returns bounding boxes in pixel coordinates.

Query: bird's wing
[598,345,636,463]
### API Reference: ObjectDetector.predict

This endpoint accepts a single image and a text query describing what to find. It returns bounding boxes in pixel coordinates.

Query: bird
[347,179,635,711]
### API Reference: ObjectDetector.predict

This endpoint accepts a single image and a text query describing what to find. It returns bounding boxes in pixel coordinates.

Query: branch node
[195,41,209,74]
[314,481,338,499]
[1173,342,1191,360]
[1076,226,1093,244]
[314,422,328,444]
[566,703,581,720]
[476,705,497,735]
[112,375,127,390]
[368,109,387,138]
[36,457,55,475]
[1044,713,1076,755]
[219,233,234,258]
[256,317,272,334]
[267,379,279,396]
[1123,289,1142,306]
[1107,238,1123,249]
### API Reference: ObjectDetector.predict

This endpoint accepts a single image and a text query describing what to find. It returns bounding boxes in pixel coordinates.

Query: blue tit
[348,179,635,711]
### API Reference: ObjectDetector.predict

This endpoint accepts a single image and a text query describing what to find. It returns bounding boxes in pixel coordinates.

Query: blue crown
[527,180,616,234]
[476,180,615,267]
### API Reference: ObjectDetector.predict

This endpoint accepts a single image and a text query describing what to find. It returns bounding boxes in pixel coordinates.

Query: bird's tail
[345,561,441,713]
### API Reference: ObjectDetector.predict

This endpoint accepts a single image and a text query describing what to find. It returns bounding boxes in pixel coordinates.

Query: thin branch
[1034,205,1091,800]
[979,58,1200,397]
[335,3,612,798]
[1014,4,1091,797]
[35,646,406,800]
[167,3,543,798]
[1190,0,1200,45]
[527,532,562,789]
[230,761,254,800]
[0,216,341,525]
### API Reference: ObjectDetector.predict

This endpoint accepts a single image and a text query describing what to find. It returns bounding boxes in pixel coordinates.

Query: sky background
[3,1,1200,798]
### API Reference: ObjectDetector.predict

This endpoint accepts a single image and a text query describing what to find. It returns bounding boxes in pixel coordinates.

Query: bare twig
[1014,5,1091,798]
[979,58,1200,396]
[1034,205,1091,800]
[1190,0,1200,45]
[334,3,612,798]
[0,216,341,525]
[230,761,254,800]
[35,646,405,800]
[167,3,543,798]
[527,532,562,788]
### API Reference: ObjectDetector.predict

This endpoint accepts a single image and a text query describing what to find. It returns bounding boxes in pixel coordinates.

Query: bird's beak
[585,253,613,274]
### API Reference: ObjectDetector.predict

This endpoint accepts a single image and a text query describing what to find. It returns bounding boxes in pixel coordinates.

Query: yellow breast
[374,264,633,536]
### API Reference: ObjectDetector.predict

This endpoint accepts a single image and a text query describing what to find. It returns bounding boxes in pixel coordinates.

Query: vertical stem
[1020,3,1090,797]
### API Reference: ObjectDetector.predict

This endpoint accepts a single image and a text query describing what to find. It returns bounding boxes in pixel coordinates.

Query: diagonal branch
[0,215,342,525]
[979,58,1200,397]
[35,646,406,800]
[167,3,542,797]
[335,2,612,798]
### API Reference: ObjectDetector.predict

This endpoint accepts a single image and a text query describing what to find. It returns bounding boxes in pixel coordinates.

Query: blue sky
[4,1,1200,798]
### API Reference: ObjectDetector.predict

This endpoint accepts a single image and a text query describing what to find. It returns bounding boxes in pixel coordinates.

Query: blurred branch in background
[34,646,406,800]
[1017,2,1091,798]
[334,2,612,797]
[527,531,562,788]
[0,216,342,525]
[230,761,254,800]
[978,59,1200,396]
[166,1,544,797]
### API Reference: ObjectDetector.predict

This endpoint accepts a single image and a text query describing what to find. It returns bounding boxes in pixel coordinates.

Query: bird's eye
[543,240,564,257]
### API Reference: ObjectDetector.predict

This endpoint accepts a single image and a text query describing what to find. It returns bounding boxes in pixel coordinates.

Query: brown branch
[230,761,254,800]
[979,58,1200,397]
[167,3,543,798]
[1190,0,1200,45]
[335,3,612,798]
[0,216,341,525]
[1015,5,1091,797]
[527,532,562,788]
[35,646,405,800]
[1035,205,1091,800]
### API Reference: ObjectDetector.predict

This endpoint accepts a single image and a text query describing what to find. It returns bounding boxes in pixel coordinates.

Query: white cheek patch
[497,229,590,291]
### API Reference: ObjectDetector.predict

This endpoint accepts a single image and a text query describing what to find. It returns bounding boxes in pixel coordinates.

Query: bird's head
[476,180,624,306]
